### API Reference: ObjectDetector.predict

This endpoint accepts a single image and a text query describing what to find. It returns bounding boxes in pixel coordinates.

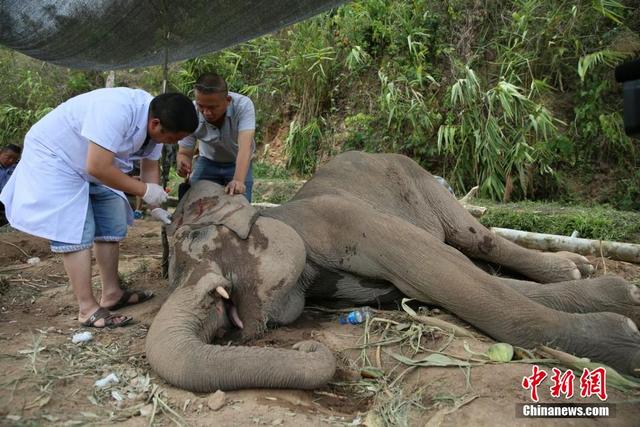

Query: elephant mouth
[212,297,269,347]
[211,285,244,331]
[211,283,265,341]
[224,299,244,330]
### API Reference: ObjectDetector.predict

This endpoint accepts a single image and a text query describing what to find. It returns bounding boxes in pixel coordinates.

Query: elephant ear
[167,180,258,239]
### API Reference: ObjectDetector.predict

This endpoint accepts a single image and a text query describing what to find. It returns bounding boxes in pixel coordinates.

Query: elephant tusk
[216,286,230,299]
[230,305,244,329]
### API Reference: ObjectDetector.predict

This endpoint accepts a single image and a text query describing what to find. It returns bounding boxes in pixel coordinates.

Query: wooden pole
[160,38,171,279]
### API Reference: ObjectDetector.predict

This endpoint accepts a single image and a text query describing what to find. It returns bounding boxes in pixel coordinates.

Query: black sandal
[80,307,132,328]
[106,289,154,311]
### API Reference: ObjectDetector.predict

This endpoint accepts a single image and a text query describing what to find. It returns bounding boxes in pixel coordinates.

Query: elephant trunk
[145,286,336,392]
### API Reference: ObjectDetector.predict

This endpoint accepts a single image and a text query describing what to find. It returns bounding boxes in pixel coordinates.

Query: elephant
[145,151,640,392]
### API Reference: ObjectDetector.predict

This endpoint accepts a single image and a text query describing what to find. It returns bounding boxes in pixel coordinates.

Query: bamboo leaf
[388,351,473,367]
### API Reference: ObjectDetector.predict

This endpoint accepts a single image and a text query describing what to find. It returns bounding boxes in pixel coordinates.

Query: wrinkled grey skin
[146,151,640,392]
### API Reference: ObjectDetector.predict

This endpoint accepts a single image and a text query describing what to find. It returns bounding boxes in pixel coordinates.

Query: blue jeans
[191,157,253,202]
[50,183,128,253]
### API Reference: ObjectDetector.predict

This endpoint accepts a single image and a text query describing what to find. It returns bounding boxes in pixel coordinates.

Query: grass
[252,161,292,180]
[477,199,640,243]
[252,179,304,204]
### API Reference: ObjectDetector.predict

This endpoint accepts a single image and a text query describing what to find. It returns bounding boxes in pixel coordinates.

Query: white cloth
[0,87,162,244]
[178,92,255,163]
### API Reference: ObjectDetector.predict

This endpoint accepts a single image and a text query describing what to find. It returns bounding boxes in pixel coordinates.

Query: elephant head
[145,180,336,391]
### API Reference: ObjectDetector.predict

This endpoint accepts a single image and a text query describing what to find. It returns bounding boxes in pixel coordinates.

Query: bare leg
[63,248,128,327]
[94,242,122,306]
[94,241,147,308]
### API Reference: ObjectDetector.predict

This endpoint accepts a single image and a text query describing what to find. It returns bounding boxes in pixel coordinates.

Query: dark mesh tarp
[0,0,347,70]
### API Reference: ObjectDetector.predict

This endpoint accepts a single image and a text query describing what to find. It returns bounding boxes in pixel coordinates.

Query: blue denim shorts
[191,157,253,202]
[50,183,128,253]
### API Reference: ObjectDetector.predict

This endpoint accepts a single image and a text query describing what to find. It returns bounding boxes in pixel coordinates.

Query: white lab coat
[0,88,162,244]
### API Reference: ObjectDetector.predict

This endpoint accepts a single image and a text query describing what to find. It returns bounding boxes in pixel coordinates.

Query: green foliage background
[1,0,639,207]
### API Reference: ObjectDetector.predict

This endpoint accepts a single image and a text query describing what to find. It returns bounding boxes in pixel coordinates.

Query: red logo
[522,365,548,402]
[549,367,575,398]
[521,365,607,402]
[579,367,608,401]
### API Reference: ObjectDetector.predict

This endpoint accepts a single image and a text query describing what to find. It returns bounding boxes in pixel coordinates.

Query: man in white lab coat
[0,88,198,328]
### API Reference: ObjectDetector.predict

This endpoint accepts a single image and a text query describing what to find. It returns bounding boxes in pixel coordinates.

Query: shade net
[0,0,347,70]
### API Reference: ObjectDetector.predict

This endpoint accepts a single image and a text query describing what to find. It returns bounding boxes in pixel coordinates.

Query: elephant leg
[316,204,640,375]
[418,181,591,282]
[499,275,640,326]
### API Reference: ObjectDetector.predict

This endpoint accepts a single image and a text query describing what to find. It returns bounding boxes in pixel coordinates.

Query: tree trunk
[492,227,640,264]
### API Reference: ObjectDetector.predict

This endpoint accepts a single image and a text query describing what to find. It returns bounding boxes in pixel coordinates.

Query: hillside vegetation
[1,0,639,207]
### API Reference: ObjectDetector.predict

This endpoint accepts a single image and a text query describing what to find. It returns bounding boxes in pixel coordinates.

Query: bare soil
[0,220,638,426]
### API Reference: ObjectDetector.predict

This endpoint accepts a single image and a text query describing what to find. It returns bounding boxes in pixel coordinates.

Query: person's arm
[86,143,167,207]
[177,145,195,177]
[139,157,161,186]
[225,96,256,196]
[226,130,254,195]
[86,142,146,196]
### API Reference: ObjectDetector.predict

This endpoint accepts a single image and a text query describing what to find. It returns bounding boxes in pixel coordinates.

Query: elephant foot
[552,312,640,377]
[519,252,583,283]
[584,276,640,327]
[554,251,594,277]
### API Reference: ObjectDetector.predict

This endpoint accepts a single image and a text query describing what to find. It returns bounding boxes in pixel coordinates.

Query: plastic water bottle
[339,309,369,325]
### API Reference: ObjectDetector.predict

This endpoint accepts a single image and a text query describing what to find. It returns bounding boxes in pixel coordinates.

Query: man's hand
[176,154,192,178]
[143,183,168,205]
[225,179,246,196]
[151,207,172,225]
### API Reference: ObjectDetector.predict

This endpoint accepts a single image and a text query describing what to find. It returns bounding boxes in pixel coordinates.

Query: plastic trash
[71,331,94,343]
[133,210,144,220]
[339,309,369,325]
[26,257,40,265]
[111,390,124,401]
[95,373,119,388]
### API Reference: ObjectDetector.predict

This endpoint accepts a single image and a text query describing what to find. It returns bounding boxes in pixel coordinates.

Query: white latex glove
[143,183,168,206]
[150,208,172,225]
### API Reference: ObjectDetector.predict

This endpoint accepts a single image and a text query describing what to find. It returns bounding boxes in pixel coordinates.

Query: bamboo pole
[492,227,640,264]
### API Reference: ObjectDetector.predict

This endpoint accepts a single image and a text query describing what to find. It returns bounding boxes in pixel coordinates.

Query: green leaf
[577,50,628,82]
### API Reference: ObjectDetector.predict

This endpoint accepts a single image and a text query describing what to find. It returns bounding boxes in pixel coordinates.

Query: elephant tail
[145,286,336,392]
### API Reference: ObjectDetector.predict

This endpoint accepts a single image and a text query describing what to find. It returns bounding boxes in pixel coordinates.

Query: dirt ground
[0,219,639,426]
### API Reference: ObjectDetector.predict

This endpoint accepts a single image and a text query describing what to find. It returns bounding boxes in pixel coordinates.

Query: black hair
[194,72,228,94]
[149,93,198,133]
[0,144,21,155]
